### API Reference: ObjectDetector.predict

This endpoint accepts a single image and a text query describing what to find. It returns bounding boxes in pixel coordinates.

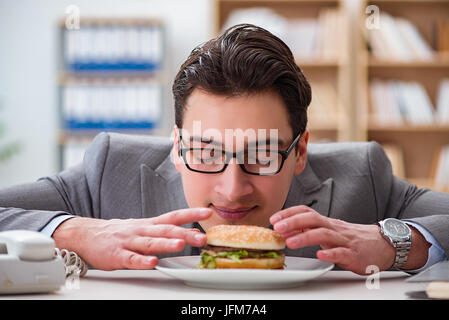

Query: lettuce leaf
[261,251,282,258]
[197,250,283,269]
[198,251,217,268]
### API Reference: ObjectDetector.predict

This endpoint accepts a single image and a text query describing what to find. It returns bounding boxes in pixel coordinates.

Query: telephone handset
[0,230,87,294]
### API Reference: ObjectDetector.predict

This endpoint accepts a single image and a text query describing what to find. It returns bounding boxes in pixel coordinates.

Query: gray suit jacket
[1,132,449,259]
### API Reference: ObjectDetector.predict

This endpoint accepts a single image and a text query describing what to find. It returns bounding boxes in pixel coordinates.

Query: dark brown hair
[172,23,311,139]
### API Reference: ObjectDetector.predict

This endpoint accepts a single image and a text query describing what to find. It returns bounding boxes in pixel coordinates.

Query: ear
[293,130,309,175]
[172,125,182,173]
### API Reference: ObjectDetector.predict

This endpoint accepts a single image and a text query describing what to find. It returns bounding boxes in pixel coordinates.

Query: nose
[214,158,254,202]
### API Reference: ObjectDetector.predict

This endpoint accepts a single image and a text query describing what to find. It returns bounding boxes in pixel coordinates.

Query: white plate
[155,256,334,289]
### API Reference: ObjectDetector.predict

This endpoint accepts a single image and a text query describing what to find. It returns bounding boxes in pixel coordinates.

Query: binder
[62,23,163,71]
[61,83,162,130]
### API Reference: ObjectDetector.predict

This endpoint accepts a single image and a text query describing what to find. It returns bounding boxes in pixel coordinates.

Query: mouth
[211,204,257,220]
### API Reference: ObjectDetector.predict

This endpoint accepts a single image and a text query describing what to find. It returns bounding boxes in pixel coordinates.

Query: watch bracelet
[393,240,411,269]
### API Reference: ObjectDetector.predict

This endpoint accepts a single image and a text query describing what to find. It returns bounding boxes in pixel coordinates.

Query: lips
[212,204,256,220]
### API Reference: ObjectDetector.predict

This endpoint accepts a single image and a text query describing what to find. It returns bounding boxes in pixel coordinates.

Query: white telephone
[0,230,86,294]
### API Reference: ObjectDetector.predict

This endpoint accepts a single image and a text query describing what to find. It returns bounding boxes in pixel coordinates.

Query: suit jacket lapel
[141,154,199,258]
[283,159,333,217]
[140,154,188,219]
[280,160,334,258]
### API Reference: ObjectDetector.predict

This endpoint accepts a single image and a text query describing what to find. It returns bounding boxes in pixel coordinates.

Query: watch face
[384,219,410,237]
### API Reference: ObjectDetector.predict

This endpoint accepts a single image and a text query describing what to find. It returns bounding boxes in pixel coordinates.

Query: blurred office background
[0,0,448,193]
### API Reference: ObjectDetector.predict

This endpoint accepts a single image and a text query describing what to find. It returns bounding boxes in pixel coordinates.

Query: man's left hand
[270,205,429,275]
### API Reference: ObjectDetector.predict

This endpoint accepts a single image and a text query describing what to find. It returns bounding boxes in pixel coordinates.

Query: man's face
[173,88,309,231]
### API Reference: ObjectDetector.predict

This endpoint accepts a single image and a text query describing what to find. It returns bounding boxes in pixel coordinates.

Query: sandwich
[198,225,286,269]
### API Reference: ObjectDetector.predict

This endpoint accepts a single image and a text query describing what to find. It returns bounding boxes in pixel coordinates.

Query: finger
[278,228,312,240]
[135,224,207,247]
[319,248,374,276]
[117,249,159,270]
[285,227,348,249]
[150,208,212,226]
[279,229,302,239]
[270,205,311,225]
[127,237,187,255]
[273,211,330,234]
[316,247,353,269]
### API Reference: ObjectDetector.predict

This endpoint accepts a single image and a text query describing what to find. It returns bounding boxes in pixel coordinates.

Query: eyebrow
[186,136,221,146]
[184,136,287,148]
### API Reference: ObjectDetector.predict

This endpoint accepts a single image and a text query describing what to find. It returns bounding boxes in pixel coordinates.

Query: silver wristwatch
[378,218,412,270]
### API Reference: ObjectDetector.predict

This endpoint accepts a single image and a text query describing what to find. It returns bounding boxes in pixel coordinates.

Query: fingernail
[146,257,157,265]
[275,222,287,232]
[194,233,206,242]
[270,215,280,224]
[199,208,212,216]
[171,239,184,249]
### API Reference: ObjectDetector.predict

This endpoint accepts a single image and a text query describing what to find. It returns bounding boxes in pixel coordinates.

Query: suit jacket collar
[140,150,188,218]
[283,159,334,217]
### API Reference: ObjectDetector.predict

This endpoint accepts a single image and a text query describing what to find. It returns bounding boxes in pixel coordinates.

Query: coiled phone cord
[54,248,88,278]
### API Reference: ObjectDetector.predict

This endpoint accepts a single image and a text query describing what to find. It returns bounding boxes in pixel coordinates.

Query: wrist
[52,217,86,252]
[377,223,431,271]
[376,225,396,270]
[401,226,431,270]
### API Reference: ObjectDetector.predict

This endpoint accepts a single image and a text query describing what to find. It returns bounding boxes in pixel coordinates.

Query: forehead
[182,88,292,141]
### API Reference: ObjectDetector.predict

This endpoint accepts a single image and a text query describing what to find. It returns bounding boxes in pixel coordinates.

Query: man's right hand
[52,208,212,270]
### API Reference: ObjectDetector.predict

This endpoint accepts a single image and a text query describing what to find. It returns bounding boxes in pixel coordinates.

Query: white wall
[0,0,214,188]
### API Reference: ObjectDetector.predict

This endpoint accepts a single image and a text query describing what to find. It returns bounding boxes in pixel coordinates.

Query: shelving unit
[57,17,166,170]
[215,0,449,193]
[214,0,352,143]
[359,0,449,192]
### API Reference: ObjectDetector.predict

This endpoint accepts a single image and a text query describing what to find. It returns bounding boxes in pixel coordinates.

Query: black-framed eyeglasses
[178,132,301,176]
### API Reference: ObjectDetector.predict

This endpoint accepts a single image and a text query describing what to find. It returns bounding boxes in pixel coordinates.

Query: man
[1,24,448,275]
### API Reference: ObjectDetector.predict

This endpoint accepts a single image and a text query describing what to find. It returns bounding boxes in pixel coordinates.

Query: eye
[246,150,276,166]
[256,157,271,165]
[199,149,222,164]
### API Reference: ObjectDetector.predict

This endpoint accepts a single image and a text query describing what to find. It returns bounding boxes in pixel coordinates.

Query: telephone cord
[54,248,88,278]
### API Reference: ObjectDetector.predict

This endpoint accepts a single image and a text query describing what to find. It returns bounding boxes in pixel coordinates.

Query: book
[61,82,162,130]
[63,24,164,72]
[221,7,343,62]
[396,17,434,61]
[378,13,413,61]
[308,81,339,125]
[368,29,391,61]
[370,80,403,125]
[434,145,449,191]
[436,79,449,124]
[221,7,287,39]
[285,19,318,61]
[369,80,435,125]
[315,8,342,61]
[426,281,449,299]
[402,82,434,124]
[368,13,434,61]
